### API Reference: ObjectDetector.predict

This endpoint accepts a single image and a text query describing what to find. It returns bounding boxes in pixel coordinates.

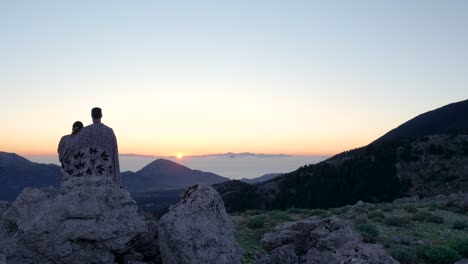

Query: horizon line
[18,151,332,158]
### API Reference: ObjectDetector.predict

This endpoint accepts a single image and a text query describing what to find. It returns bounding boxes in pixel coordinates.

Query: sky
[1,0,468,157]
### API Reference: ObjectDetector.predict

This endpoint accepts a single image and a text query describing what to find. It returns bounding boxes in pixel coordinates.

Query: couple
[58,107,120,185]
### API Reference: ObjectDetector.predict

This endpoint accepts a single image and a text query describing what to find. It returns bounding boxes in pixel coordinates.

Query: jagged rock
[0,202,9,217]
[0,254,6,264]
[255,216,399,264]
[0,177,147,264]
[455,260,468,264]
[449,192,468,210]
[158,184,241,264]
[126,215,161,263]
[355,200,366,206]
[255,245,299,264]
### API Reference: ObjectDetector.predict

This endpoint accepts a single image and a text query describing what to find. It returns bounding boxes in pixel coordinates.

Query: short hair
[91,107,102,119]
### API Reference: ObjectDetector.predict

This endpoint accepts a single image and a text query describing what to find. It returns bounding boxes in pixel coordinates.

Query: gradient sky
[1,0,468,157]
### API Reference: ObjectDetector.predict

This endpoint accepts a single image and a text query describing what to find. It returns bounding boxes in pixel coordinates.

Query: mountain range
[0,154,230,201]
[121,159,230,193]
[240,173,283,184]
[215,99,468,212]
[0,152,60,201]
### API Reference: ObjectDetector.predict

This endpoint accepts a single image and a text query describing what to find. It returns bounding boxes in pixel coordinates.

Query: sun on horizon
[176,153,184,159]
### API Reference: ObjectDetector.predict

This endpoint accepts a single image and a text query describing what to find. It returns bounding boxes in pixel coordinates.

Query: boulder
[255,216,399,264]
[158,184,241,264]
[0,177,147,264]
[455,260,468,264]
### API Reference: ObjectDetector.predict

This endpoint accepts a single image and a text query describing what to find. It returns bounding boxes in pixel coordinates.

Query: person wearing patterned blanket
[58,107,121,186]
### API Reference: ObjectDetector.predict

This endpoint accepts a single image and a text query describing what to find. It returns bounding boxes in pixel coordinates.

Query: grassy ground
[232,200,468,264]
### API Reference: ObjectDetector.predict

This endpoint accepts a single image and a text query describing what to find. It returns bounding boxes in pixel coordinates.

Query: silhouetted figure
[59,108,121,185]
[58,121,84,180]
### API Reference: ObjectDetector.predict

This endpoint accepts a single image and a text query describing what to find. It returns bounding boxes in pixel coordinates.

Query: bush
[412,211,444,224]
[368,211,385,220]
[404,205,418,213]
[419,245,461,264]
[385,216,411,227]
[426,215,444,224]
[450,238,468,257]
[412,211,433,222]
[308,209,331,218]
[268,210,293,222]
[382,205,395,212]
[330,206,350,215]
[356,223,379,243]
[247,214,268,229]
[389,247,419,264]
[286,207,309,214]
[244,209,266,216]
[452,221,467,230]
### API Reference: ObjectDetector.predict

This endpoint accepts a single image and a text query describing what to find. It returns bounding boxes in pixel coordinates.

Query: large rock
[255,216,399,264]
[158,184,241,264]
[455,260,468,264]
[0,177,147,264]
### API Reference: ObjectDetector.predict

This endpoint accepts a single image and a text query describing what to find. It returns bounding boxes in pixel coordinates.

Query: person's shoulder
[59,134,71,142]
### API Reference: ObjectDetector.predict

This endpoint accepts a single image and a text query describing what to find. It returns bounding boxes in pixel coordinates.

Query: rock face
[0,177,148,264]
[158,184,241,264]
[255,216,399,264]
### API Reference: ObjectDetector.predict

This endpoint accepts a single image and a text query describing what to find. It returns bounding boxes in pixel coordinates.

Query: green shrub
[384,216,411,227]
[308,209,331,218]
[268,211,293,222]
[286,207,308,214]
[356,223,379,243]
[404,205,418,213]
[452,221,467,230]
[389,247,419,264]
[427,203,439,212]
[382,205,395,212]
[426,215,444,224]
[450,238,468,257]
[330,206,350,215]
[247,214,268,229]
[368,211,386,220]
[419,245,461,264]
[412,211,433,222]
[244,209,266,216]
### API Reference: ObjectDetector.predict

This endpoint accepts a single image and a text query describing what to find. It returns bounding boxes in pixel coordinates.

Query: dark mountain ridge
[215,99,468,212]
[0,151,61,201]
[121,159,230,193]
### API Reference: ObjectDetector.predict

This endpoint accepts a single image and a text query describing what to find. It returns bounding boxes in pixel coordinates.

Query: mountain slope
[0,151,60,201]
[215,99,468,212]
[122,159,230,192]
[374,99,468,144]
[240,173,282,184]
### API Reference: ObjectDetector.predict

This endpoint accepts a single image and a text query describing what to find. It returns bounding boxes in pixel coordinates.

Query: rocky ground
[233,194,468,264]
[1,176,467,264]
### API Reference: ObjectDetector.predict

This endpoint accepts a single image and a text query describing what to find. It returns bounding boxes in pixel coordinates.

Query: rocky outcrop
[0,177,149,264]
[0,202,9,217]
[158,185,241,264]
[455,260,468,264]
[255,216,399,264]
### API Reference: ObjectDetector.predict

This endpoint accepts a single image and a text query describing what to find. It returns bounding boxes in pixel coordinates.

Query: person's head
[71,121,84,135]
[91,107,102,123]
